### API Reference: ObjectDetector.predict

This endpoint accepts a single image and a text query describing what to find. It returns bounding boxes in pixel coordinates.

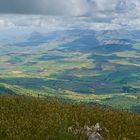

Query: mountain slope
[0,96,140,140]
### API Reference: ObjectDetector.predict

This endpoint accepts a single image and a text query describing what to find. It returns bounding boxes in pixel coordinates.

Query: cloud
[0,0,140,31]
[1,14,140,31]
[0,0,140,18]
[89,0,140,18]
[0,17,15,29]
[0,15,89,30]
[0,0,89,16]
[0,0,140,19]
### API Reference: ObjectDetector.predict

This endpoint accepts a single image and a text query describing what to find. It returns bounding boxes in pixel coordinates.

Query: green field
[0,29,140,112]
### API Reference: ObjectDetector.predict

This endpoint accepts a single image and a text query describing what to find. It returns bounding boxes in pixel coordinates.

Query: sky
[0,0,140,30]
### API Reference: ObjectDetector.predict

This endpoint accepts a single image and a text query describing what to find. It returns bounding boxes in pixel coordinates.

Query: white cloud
[0,18,15,29]
[1,14,140,31]
[90,0,140,18]
[93,0,118,11]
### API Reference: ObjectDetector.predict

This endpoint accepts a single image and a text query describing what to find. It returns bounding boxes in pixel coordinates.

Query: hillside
[0,96,140,140]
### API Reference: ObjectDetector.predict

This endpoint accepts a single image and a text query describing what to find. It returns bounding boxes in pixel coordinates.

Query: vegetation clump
[0,96,140,140]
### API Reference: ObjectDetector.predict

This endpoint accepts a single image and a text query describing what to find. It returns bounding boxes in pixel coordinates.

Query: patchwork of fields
[0,29,140,112]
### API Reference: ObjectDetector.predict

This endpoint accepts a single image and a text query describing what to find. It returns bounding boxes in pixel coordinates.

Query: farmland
[0,29,140,112]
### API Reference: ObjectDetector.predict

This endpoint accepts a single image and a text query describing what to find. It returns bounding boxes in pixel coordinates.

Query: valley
[0,29,140,112]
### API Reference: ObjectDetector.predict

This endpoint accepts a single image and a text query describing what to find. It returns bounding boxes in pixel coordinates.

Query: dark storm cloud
[0,0,44,14]
[0,0,140,30]
[0,0,89,16]
[0,0,140,17]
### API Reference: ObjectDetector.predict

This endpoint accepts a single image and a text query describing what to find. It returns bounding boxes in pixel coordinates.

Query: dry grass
[0,96,140,140]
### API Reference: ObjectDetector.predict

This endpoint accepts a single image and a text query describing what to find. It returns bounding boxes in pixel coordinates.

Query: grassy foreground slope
[0,96,140,140]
